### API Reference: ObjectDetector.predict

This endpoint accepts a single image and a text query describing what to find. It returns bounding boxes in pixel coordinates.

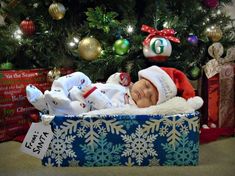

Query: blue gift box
[42,112,200,167]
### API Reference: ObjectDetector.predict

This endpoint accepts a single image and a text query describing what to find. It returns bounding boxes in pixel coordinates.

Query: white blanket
[82,96,196,117]
[42,96,201,125]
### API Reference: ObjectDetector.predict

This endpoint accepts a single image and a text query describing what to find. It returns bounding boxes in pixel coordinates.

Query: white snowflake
[44,158,54,167]
[159,126,169,136]
[180,125,189,134]
[142,113,199,149]
[77,127,86,138]
[148,157,160,166]
[97,126,107,136]
[61,118,125,147]
[125,157,134,167]
[68,158,80,167]
[121,125,158,165]
[46,127,77,166]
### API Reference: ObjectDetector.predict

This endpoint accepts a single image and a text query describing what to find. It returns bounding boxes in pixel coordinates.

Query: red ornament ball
[20,19,36,36]
[29,113,40,122]
[203,0,219,9]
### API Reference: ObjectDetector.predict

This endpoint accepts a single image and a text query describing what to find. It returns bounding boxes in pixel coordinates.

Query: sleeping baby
[26,66,202,115]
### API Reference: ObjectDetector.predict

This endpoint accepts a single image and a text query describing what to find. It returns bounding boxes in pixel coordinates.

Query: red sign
[0,68,73,142]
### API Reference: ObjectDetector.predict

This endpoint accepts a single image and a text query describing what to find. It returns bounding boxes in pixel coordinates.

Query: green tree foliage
[0,0,234,81]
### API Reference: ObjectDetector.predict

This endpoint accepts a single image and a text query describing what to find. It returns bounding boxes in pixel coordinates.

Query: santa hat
[138,66,203,110]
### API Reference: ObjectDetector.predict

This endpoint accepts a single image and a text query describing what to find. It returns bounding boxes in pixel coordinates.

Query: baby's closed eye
[145,81,151,88]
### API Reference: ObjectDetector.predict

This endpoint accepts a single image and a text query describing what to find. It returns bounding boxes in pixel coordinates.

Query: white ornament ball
[143,37,172,62]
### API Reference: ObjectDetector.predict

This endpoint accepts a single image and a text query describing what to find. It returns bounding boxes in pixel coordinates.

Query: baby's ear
[187,96,204,110]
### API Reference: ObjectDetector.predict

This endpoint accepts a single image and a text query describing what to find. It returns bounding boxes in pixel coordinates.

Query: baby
[26,66,197,115]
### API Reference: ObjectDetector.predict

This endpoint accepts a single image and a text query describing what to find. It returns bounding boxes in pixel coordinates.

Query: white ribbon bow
[204,42,235,79]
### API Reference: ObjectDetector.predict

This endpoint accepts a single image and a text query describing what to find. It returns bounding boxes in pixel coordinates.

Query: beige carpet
[0,137,235,176]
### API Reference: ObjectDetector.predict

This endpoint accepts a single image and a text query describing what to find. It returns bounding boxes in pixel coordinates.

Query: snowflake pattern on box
[44,126,77,166]
[80,134,123,166]
[161,134,199,166]
[121,125,157,165]
[42,112,200,166]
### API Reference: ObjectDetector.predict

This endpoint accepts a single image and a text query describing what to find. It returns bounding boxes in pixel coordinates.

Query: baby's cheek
[136,98,152,108]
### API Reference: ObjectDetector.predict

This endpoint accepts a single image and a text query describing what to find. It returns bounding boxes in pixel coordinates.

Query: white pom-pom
[187,96,204,110]
[210,123,217,128]
[202,124,210,129]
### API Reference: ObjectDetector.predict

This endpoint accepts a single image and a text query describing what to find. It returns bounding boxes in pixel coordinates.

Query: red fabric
[207,74,220,125]
[201,64,234,128]
[200,128,234,144]
[161,67,195,99]
[13,135,25,143]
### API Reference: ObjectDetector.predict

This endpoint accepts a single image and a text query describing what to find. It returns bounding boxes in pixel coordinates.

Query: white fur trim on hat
[187,96,204,110]
[138,66,177,104]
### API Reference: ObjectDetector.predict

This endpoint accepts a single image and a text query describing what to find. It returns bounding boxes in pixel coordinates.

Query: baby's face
[130,79,158,108]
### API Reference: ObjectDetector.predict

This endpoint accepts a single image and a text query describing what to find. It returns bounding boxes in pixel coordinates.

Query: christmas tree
[0,0,234,81]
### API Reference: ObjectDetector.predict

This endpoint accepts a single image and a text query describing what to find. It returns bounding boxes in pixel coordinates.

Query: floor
[0,137,234,176]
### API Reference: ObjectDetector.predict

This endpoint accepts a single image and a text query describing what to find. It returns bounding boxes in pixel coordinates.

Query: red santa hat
[138,66,203,110]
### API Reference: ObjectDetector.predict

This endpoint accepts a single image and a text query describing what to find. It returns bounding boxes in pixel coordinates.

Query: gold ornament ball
[47,67,61,82]
[205,26,223,42]
[48,2,66,20]
[78,37,102,61]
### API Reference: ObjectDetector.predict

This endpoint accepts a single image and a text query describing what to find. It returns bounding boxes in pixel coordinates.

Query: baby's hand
[119,72,131,86]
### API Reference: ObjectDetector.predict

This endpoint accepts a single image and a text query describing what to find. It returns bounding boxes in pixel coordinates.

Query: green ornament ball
[0,61,13,70]
[188,66,201,80]
[113,39,130,55]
